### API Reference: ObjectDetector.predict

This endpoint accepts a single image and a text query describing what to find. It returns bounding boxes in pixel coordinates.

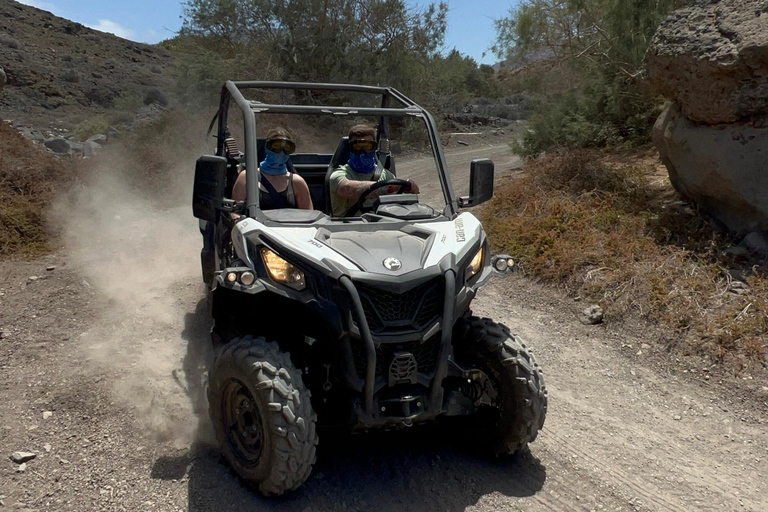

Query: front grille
[351,336,441,380]
[355,279,444,334]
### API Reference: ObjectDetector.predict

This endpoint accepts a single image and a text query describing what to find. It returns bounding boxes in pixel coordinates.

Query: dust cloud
[55,146,213,448]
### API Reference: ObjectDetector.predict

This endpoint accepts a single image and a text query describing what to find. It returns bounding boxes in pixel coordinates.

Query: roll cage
[212,81,459,219]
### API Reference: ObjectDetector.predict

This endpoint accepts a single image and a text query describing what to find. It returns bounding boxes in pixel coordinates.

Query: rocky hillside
[0,0,177,143]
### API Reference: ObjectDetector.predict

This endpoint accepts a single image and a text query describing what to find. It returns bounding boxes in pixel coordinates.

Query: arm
[232,171,247,202]
[335,178,419,199]
[292,174,314,210]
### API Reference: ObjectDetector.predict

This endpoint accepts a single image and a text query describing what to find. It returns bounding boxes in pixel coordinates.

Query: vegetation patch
[482,150,767,370]
[0,121,75,256]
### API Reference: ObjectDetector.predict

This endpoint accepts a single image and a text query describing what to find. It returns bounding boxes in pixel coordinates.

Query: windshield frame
[214,81,459,220]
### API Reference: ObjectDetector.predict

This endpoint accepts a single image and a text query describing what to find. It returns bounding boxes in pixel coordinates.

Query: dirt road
[1,144,767,511]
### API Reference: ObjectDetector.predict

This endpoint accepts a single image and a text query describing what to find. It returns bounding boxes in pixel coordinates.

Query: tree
[492,0,686,155]
[180,0,448,88]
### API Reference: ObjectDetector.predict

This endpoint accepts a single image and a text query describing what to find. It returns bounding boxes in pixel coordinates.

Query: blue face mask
[349,152,376,174]
[260,148,289,176]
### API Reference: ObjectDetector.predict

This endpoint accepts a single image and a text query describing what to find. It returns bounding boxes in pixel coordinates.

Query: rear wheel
[208,336,318,495]
[454,317,547,454]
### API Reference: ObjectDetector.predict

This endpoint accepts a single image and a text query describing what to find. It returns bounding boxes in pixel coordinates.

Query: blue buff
[260,148,289,175]
[349,152,376,174]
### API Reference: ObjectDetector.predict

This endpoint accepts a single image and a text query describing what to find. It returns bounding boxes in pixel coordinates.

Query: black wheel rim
[222,379,264,466]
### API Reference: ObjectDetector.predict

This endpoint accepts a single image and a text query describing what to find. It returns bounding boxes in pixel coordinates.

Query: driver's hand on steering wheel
[380,178,418,195]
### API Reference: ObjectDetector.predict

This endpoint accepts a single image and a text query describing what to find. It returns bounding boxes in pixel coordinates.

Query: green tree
[493,0,685,155]
[180,0,448,88]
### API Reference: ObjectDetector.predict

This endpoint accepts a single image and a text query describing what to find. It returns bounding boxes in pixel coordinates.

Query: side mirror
[459,158,494,207]
[192,155,227,222]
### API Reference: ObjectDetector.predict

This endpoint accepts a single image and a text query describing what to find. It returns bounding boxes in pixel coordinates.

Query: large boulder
[647,0,768,125]
[653,102,768,234]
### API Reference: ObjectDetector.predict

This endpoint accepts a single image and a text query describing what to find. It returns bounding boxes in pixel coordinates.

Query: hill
[0,0,177,138]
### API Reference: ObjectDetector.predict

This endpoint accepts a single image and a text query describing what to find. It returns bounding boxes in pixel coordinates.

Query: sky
[16,0,516,65]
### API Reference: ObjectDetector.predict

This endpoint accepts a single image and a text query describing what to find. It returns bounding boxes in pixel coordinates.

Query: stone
[106,126,121,141]
[739,232,768,257]
[10,451,36,464]
[82,140,101,157]
[43,138,71,154]
[457,140,469,146]
[43,443,51,453]
[16,463,27,473]
[653,103,768,235]
[86,134,107,145]
[647,0,768,124]
[579,305,604,325]
[42,411,52,420]
[46,266,56,271]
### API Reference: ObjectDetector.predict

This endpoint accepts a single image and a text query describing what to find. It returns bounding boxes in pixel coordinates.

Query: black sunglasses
[265,138,296,155]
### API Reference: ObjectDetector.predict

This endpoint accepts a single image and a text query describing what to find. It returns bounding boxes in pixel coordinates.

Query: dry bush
[482,149,768,370]
[0,121,76,256]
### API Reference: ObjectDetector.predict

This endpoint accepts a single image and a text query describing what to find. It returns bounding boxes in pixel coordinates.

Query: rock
[457,140,469,146]
[647,0,768,124]
[43,443,51,453]
[82,140,101,157]
[723,245,749,258]
[68,142,84,155]
[739,232,768,257]
[130,104,165,129]
[0,34,21,49]
[10,451,36,464]
[653,103,768,235]
[27,276,38,282]
[579,305,604,325]
[46,265,56,271]
[106,126,121,141]
[16,463,27,473]
[43,138,71,154]
[86,134,107,145]
[673,415,682,421]
[0,66,5,92]
[42,411,52,420]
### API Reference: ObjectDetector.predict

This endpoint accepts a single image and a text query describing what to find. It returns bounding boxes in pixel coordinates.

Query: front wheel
[454,317,548,454]
[208,336,318,495]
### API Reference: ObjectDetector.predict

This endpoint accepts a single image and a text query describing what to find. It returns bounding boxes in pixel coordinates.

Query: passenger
[232,127,313,210]
[330,124,419,217]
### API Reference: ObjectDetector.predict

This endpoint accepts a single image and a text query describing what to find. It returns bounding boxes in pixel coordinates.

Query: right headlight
[260,248,306,291]
[466,245,484,280]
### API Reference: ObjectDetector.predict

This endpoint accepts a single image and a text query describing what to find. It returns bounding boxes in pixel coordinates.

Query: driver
[330,124,419,217]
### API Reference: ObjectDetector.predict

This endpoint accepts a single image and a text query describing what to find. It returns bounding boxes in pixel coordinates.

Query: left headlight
[466,245,484,280]
[260,248,306,291]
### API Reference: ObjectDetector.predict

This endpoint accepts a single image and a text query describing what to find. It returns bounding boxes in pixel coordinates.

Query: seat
[323,137,396,214]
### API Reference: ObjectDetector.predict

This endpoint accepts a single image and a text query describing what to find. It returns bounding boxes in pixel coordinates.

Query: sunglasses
[265,138,296,155]
[349,139,377,155]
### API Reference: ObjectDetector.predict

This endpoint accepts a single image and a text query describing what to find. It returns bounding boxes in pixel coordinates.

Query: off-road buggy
[192,81,547,495]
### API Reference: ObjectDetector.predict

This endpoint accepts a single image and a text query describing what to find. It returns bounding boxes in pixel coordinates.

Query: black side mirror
[459,158,494,207]
[192,155,227,222]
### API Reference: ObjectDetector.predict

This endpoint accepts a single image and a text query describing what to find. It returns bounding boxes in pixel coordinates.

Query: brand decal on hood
[383,257,402,271]
[455,218,466,242]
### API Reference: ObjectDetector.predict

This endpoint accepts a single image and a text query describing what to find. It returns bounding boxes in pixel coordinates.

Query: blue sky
[17,0,516,65]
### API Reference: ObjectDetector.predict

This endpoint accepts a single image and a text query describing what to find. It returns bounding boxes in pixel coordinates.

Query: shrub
[482,149,767,369]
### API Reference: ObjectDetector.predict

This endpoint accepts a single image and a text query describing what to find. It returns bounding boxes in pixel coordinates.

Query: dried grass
[482,149,768,370]
[0,121,76,256]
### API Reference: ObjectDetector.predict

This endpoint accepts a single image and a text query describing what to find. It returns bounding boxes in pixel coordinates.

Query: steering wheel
[346,179,412,217]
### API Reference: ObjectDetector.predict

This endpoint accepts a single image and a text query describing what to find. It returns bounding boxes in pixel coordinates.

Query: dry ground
[1,144,768,511]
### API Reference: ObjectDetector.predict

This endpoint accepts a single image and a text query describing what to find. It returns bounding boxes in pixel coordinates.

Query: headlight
[466,246,484,279]
[260,248,306,291]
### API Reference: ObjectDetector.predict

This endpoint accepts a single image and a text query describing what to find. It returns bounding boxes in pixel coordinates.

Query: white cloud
[16,0,58,12]
[87,19,136,40]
